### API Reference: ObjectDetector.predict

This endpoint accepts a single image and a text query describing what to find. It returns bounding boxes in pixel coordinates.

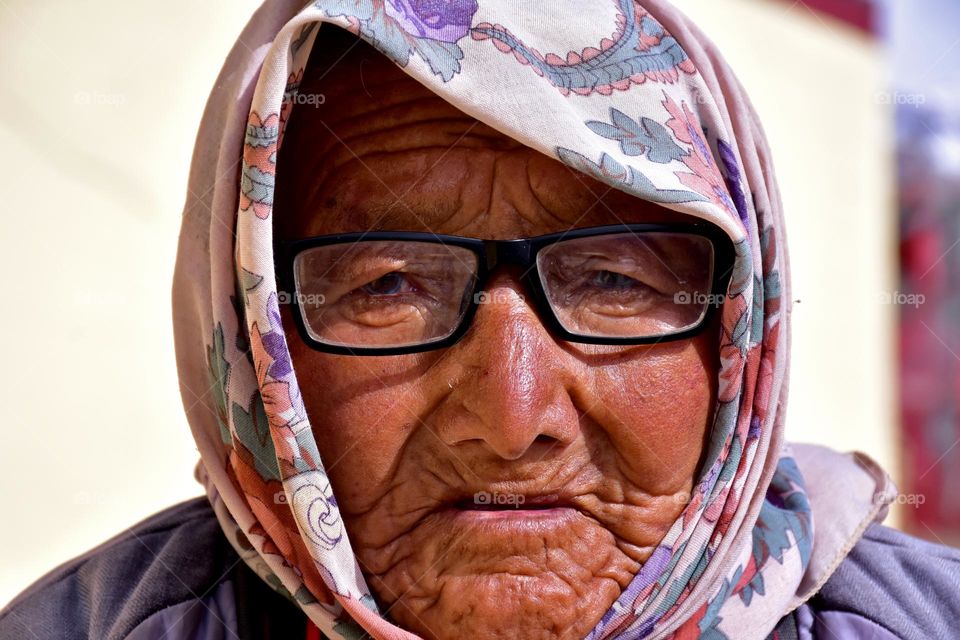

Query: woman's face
[275,46,719,640]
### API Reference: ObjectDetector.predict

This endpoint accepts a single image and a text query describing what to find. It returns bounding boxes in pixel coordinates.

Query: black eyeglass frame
[274,223,736,356]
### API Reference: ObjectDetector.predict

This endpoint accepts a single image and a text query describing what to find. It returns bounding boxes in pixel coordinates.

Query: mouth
[437,492,580,530]
[451,492,567,511]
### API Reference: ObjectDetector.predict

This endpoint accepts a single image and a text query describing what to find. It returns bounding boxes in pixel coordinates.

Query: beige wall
[0,0,897,606]
[0,0,263,606]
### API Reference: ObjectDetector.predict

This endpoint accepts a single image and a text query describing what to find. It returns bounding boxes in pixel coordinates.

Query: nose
[433,270,580,460]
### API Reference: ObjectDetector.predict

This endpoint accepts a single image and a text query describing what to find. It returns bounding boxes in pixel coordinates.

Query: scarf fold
[172,2,897,638]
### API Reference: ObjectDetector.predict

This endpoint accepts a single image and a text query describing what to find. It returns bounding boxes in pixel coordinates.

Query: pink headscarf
[173,1,897,637]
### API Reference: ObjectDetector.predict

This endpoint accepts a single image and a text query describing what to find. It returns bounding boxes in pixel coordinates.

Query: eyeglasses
[274,223,734,355]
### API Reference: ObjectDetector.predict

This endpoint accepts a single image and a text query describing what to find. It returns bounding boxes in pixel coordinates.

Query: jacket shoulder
[0,497,239,640]
[807,521,960,639]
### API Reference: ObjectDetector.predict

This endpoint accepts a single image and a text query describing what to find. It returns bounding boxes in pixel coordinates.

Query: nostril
[525,433,564,457]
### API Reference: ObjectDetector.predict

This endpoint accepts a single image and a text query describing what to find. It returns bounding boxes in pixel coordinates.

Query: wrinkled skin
[274,32,718,640]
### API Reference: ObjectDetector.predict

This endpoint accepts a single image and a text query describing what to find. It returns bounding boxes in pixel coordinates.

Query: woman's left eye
[361,272,414,296]
[589,270,641,290]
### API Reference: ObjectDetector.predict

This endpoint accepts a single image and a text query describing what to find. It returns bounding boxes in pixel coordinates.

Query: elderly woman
[2,1,958,639]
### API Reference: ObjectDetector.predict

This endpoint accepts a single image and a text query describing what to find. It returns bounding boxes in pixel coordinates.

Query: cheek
[591,338,716,491]
[283,309,425,506]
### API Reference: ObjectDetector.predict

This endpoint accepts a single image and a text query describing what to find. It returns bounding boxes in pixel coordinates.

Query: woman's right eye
[588,269,644,290]
[359,272,413,296]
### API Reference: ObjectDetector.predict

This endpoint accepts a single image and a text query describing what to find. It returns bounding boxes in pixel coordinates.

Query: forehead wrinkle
[295,199,468,237]
[297,145,478,210]
[360,201,466,233]
[298,59,519,152]
[278,141,493,239]
[281,105,510,196]
[309,128,513,179]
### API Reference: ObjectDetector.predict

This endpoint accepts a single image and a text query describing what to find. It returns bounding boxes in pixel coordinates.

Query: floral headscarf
[172,1,897,638]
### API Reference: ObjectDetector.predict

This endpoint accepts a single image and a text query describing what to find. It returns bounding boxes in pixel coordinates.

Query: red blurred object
[896,115,960,544]
[793,0,876,35]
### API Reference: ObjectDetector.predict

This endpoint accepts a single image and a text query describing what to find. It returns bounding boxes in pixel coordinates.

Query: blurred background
[2,0,958,606]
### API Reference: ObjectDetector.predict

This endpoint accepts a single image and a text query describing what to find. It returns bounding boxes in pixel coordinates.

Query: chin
[386,571,619,640]
[363,508,637,640]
